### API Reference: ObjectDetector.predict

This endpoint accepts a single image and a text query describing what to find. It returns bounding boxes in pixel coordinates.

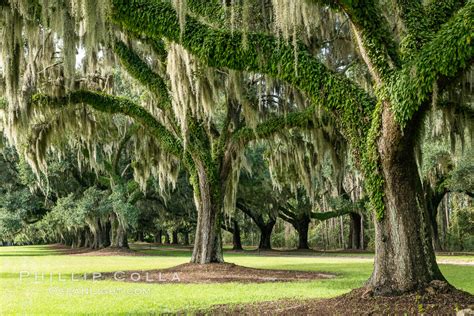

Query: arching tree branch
[114,40,171,111]
[390,2,474,128]
[231,106,317,144]
[31,91,183,158]
[111,0,375,157]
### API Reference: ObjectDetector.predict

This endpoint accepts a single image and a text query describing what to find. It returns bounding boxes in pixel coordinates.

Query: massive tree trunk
[368,108,445,295]
[190,163,224,264]
[191,202,222,263]
[348,212,362,250]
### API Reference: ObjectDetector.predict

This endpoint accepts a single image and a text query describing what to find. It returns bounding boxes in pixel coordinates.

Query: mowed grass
[0,245,473,315]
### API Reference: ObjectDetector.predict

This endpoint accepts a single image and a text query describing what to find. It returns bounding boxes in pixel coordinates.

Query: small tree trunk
[183,231,190,246]
[348,212,362,249]
[79,229,86,248]
[369,108,445,295]
[172,230,179,244]
[136,231,144,242]
[258,220,275,250]
[440,198,448,249]
[154,230,162,243]
[104,221,111,247]
[232,220,243,250]
[72,231,80,249]
[164,233,170,244]
[83,229,91,248]
[110,213,129,248]
[428,193,445,251]
[296,217,310,250]
[92,234,98,249]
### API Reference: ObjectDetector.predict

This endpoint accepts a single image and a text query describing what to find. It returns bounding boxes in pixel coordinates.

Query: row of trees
[0,139,366,250]
[0,0,472,296]
[2,138,471,252]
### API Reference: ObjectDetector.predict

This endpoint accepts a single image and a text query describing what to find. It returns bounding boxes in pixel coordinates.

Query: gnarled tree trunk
[191,203,222,263]
[368,108,445,295]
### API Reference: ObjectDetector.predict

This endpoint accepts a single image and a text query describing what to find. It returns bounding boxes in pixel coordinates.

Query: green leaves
[390,2,474,129]
[114,40,172,110]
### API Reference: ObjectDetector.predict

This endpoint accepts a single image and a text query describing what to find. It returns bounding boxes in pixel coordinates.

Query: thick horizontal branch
[31,91,183,158]
[111,0,375,156]
[231,106,316,144]
[278,206,297,226]
[310,209,351,221]
[186,0,226,25]
[236,200,265,227]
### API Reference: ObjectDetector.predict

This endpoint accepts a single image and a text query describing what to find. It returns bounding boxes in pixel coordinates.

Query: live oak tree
[236,148,279,250]
[422,139,473,250]
[106,0,474,294]
[237,146,353,250]
[0,1,321,264]
[0,0,472,294]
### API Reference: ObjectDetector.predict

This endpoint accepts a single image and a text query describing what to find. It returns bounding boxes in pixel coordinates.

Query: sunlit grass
[0,245,472,314]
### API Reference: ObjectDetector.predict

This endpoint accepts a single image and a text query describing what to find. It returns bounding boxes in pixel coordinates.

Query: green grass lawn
[0,245,473,315]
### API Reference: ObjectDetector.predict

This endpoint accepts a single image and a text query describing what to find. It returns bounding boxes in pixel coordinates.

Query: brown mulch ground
[204,282,474,315]
[100,262,335,284]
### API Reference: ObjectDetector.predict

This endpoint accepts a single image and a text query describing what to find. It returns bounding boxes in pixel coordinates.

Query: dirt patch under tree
[100,262,335,284]
[204,282,474,315]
